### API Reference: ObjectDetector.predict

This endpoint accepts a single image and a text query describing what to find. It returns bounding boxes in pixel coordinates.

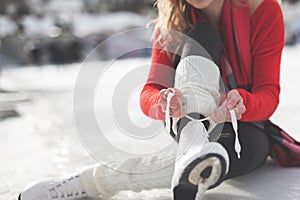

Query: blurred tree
[82,0,155,14]
[0,0,30,18]
[287,0,299,3]
[109,0,152,13]
[83,0,106,13]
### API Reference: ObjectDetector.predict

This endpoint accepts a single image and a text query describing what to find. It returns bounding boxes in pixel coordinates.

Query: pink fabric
[268,122,300,167]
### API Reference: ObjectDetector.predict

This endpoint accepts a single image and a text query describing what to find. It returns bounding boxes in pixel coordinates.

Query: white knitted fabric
[79,164,101,197]
[80,155,175,198]
[172,55,221,135]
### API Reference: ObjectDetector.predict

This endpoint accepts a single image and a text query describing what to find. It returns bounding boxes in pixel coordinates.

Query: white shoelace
[166,92,241,200]
[165,92,241,159]
[47,175,86,199]
[229,109,241,159]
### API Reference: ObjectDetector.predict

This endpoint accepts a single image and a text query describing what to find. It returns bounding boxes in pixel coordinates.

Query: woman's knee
[218,122,270,179]
[181,22,222,64]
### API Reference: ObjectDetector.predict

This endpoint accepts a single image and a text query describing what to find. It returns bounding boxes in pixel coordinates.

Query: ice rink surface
[1,45,300,200]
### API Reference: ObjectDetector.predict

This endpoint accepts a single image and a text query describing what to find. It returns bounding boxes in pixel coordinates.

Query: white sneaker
[171,120,229,200]
[19,174,89,200]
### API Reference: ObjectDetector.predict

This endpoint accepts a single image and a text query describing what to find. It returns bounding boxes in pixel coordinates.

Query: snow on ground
[1,45,300,200]
[271,45,300,142]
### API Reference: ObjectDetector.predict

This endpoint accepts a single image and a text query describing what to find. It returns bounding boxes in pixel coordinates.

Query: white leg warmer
[172,56,221,135]
[80,155,175,198]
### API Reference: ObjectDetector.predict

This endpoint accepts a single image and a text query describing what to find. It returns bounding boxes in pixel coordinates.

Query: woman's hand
[158,88,186,118]
[211,89,246,123]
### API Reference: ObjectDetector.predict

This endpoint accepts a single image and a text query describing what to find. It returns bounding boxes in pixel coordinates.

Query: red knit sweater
[140,0,284,121]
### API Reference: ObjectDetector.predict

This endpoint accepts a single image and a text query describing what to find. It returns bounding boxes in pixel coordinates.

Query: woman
[139,0,284,199]
[19,0,284,200]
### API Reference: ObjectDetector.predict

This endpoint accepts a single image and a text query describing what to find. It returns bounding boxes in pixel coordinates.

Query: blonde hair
[156,0,192,35]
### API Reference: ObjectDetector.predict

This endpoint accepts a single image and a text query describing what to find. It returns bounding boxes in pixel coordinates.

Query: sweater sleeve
[238,0,284,121]
[139,29,175,120]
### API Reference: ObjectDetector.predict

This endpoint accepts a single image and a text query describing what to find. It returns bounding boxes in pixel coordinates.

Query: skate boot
[171,116,229,200]
[168,56,230,200]
[18,174,89,200]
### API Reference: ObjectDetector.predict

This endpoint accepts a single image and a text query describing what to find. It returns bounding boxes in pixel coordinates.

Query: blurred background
[0,0,156,67]
[0,0,299,68]
[0,0,156,120]
[0,0,300,200]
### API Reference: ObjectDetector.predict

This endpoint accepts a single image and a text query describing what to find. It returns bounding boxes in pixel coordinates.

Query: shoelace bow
[47,175,85,199]
[165,92,241,159]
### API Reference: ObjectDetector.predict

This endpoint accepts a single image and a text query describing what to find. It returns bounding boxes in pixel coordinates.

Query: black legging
[177,22,270,180]
[217,122,270,179]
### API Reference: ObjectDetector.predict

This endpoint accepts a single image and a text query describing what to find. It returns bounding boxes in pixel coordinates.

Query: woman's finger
[211,100,227,123]
[159,88,186,117]
[226,89,242,110]
[233,105,246,120]
[159,96,181,109]
[159,89,168,100]
[158,97,167,111]
[170,108,185,118]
